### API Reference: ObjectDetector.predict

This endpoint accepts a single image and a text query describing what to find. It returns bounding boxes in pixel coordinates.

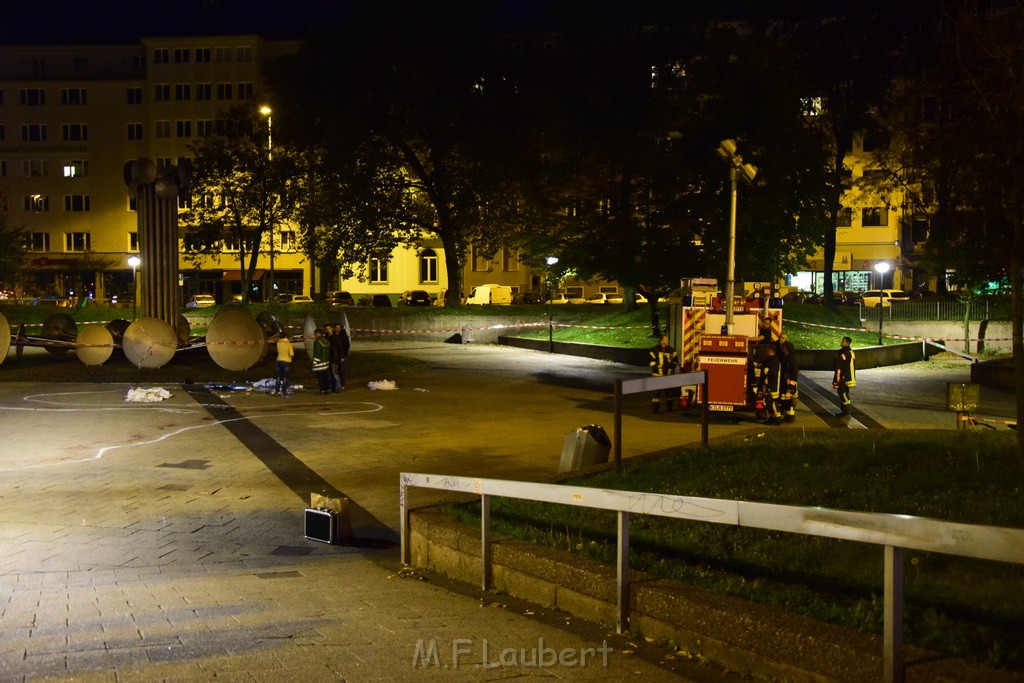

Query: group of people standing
[647,323,857,421]
[272,323,351,396]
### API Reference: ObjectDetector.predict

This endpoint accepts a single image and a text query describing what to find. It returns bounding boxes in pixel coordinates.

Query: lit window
[24,195,49,211]
[64,232,91,251]
[63,160,88,177]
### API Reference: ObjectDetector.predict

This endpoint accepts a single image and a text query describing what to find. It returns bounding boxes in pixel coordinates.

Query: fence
[399,473,1024,683]
[861,299,1011,322]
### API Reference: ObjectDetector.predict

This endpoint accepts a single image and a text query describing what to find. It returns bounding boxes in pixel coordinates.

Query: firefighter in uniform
[649,334,677,413]
[759,344,783,425]
[778,331,799,422]
[833,336,856,416]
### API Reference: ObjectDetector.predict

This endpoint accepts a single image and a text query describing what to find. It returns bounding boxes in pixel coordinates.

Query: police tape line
[782,319,1013,342]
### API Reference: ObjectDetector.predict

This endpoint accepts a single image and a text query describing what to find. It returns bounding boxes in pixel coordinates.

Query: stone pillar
[124,159,189,331]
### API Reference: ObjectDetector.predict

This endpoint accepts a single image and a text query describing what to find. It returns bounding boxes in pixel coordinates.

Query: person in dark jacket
[759,344,783,425]
[778,331,799,422]
[649,335,677,413]
[330,322,350,391]
[833,336,856,416]
[312,328,332,394]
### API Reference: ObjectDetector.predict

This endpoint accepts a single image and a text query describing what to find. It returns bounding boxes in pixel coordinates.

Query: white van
[465,284,513,305]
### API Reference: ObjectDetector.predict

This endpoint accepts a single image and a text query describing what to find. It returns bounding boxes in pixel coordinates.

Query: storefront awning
[222,269,266,281]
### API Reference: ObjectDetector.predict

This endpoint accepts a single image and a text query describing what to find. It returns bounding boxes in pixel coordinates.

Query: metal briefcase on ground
[304,507,339,544]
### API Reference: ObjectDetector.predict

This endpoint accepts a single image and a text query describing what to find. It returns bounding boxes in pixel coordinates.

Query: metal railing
[399,473,1024,683]
[860,299,1011,321]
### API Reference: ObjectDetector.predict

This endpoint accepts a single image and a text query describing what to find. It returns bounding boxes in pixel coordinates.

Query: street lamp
[259,105,275,302]
[127,255,140,320]
[875,261,890,345]
[546,256,558,353]
[715,139,758,334]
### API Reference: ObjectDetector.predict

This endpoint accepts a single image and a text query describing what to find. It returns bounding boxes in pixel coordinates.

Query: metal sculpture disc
[41,313,77,355]
[122,317,177,368]
[106,319,131,345]
[176,314,191,344]
[0,311,10,366]
[303,315,316,359]
[205,309,265,371]
[75,325,114,366]
[256,311,283,338]
[338,310,351,346]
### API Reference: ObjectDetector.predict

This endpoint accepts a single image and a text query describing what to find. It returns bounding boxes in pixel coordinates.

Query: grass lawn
[449,429,1024,672]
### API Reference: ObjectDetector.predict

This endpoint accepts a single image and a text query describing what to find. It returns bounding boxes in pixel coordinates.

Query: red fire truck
[678,286,783,415]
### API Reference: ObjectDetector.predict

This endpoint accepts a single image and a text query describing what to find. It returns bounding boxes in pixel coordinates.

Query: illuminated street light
[715,139,757,333]
[127,255,141,320]
[260,105,275,302]
[875,261,890,345]
[546,257,559,352]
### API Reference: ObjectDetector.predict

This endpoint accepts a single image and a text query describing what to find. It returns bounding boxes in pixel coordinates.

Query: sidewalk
[0,345,740,681]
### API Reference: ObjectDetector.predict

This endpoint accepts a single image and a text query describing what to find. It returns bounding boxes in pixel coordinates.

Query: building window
[236,46,253,62]
[280,230,297,250]
[22,159,47,177]
[237,82,254,100]
[369,258,389,283]
[215,47,232,63]
[28,232,50,252]
[175,84,191,101]
[836,207,852,228]
[216,83,233,100]
[862,207,889,227]
[62,124,88,141]
[24,195,49,212]
[155,121,171,138]
[196,120,214,137]
[21,124,47,141]
[173,48,190,64]
[502,248,520,272]
[176,120,192,138]
[471,245,490,271]
[129,232,139,250]
[153,48,169,64]
[155,84,170,101]
[64,195,90,211]
[156,156,171,168]
[64,232,91,252]
[195,47,211,63]
[19,88,45,105]
[420,249,438,283]
[126,87,143,104]
[63,160,88,177]
[60,88,87,105]
[196,83,212,100]
[128,123,143,140]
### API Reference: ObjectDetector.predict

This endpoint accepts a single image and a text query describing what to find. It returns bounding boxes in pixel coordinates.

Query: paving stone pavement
[0,344,749,682]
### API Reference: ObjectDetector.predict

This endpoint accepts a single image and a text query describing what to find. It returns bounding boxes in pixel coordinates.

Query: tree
[270,1,534,306]
[0,198,27,292]
[182,106,296,303]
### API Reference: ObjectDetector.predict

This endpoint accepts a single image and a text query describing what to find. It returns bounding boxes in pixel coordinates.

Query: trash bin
[558,424,611,473]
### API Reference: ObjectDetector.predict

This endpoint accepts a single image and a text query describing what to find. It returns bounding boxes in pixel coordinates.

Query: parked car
[548,293,586,305]
[276,293,313,304]
[859,289,910,308]
[359,294,393,307]
[185,294,216,308]
[327,291,355,306]
[465,284,513,305]
[398,290,432,306]
[586,292,624,305]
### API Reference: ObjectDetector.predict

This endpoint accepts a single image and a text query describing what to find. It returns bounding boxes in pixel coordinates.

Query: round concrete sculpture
[106,319,131,345]
[41,313,77,355]
[303,315,316,359]
[0,311,10,366]
[176,314,191,344]
[75,325,114,366]
[122,317,177,368]
[256,311,283,338]
[205,309,265,371]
